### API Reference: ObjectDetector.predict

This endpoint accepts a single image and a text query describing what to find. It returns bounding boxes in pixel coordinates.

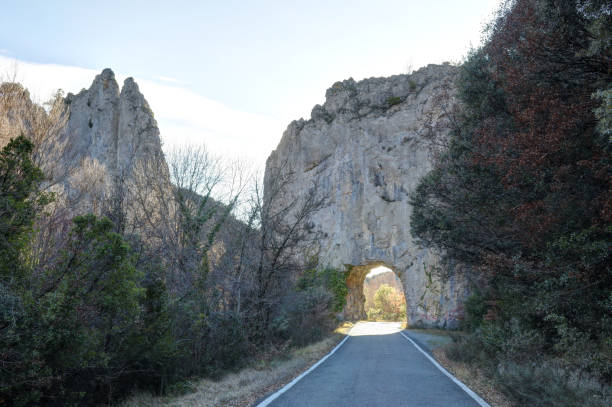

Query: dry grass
[333,321,354,335]
[433,347,513,407]
[118,323,353,407]
[408,327,453,336]
[120,322,509,407]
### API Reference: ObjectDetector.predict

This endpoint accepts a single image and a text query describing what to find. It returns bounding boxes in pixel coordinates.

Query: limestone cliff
[1,68,167,218]
[62,68,165,180]
[265,64,467,328]
[57,68,168,214]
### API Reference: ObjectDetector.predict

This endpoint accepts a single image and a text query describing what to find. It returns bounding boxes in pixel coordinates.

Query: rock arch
[265,64,468,328]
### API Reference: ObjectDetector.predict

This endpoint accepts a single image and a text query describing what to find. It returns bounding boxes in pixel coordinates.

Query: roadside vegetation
[0,85,347,405]
[410,0,611,405]
[118,322,352,407]
[2,1,610,406]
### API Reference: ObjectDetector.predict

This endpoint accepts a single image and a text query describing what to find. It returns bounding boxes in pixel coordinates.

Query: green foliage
[0,138,180,404]
[323,268,348,313]
[0,136,51,283]
[462,292,487,331]
[274,267,347,346]
[386,96,403,107]
[0,106,335,405]
[448,331,611,406]
[366,284,406,321]
[199,310,249,374]
[496,361,611,407]
[593,88,611,145]
[411,0,612,402]
[410,50,520,267]
[125,269,178,391]
[274,286,334,346]
[296,267,347,313]
[1,215,153,404]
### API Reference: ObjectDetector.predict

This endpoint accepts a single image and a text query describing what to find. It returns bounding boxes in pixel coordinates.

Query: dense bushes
[275,268,346,346]
[0,137,148,404]
[0,136,49,282]
[295,268,348,312]
[0,207,159,403]
[411,0,611,404]
[0,132,342,404]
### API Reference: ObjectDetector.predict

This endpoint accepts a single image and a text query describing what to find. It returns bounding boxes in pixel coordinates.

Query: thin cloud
[0,56,284,170]
[153,75,184,85]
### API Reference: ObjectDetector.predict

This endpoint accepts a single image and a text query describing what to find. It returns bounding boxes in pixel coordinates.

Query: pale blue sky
[1,0,499,167]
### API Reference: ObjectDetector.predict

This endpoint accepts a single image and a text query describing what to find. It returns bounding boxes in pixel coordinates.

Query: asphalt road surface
[257,322,485,407]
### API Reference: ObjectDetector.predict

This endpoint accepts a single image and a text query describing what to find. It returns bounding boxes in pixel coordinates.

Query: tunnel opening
[343,262,407,322]
[363,266,407,322]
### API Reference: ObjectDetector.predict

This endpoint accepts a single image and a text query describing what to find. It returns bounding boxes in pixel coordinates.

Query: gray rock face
[265,64,468,328]
[62,69,121,171]
[59,69,166,212]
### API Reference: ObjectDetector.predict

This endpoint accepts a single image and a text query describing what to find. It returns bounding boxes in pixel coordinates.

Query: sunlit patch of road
[261,320,486,406]
[349,321,403,336]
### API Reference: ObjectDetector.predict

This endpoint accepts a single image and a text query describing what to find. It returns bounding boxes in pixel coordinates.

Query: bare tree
[226,159,326,339]
[126,144,251,298]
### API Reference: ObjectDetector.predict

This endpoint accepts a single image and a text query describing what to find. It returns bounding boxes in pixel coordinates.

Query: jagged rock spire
[62,68,163,176]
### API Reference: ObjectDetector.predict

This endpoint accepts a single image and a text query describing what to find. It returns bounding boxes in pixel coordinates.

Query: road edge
[400,331,491,407]
[253,333,351,407]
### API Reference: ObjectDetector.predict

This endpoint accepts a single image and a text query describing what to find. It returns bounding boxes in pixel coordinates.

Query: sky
[366,266,394,278]
[0,0,500,170]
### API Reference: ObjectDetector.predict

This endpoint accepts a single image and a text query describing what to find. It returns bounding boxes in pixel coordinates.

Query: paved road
[259,322,484,407]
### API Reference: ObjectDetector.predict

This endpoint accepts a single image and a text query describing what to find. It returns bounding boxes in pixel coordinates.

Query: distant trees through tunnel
[363,266,407,322]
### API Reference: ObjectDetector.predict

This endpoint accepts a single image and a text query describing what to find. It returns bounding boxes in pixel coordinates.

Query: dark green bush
[0,136,50,283]
[0,215,153,405]
[277,268,344,346]
[0,137,180,404]
[386,96,403,107]
[296,268,347,313]
[202,310,250,374]
[280,286,334,346]
[496,361,611,407]
[411,1,611,402]
[462,292,488,331]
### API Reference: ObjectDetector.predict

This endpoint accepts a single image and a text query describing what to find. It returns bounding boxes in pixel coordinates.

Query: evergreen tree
[411,0,611,400]
[0,136,50,282]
